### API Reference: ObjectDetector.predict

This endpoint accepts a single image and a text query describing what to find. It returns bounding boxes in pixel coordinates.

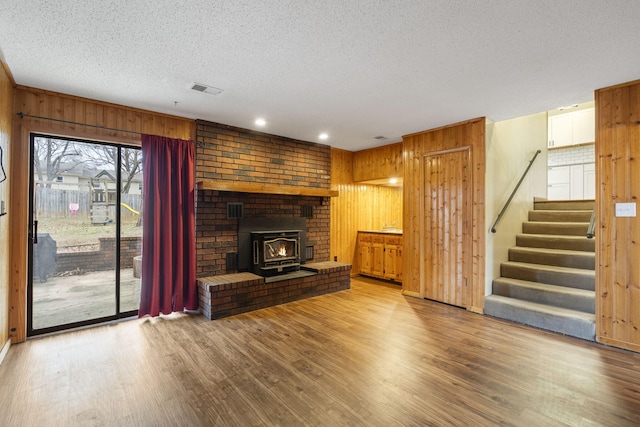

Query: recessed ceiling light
[255,118,266,126]
[319,133,329,140]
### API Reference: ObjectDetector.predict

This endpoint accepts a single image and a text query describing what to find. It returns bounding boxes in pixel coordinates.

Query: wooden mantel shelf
[197,180,339,197]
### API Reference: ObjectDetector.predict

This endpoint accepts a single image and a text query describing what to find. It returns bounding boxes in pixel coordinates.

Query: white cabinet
[570,165,584,199]
[583,163,595,199]
[548,108,595,148]
[548,165,570,183]
[572,108,595,145]
[548,163,595,200]
[548,114,574,148]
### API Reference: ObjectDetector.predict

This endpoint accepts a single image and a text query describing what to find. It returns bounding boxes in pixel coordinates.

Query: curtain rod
[17,112,145,135]
[16,112,200,145]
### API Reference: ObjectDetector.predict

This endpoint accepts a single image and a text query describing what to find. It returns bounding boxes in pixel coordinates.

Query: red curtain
[139,134,197,317]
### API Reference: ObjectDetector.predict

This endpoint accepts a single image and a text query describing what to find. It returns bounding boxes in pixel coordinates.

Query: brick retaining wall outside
[55,236,141,273]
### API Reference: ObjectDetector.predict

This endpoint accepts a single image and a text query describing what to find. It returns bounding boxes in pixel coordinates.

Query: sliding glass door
[28,134,142,335]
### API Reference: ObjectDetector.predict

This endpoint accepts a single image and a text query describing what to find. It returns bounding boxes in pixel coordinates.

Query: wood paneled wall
[595,79,640,352]
[402,118,485,313]
[352,142,403,182]
[330,148,402,271]
[0,60,14,358]
[9,86,195,343]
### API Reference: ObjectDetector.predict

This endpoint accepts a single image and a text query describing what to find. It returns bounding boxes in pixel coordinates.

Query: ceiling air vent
[374,136,388,141]
[191,83,223,96]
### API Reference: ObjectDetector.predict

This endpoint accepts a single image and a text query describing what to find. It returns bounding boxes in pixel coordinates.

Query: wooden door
[423,149,471,307]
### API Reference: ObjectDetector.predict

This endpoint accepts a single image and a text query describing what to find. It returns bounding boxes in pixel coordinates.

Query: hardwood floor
[1,276,640,426]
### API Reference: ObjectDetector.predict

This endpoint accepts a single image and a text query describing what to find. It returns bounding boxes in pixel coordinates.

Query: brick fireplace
[195,120,333,277]
[194,120,349,318]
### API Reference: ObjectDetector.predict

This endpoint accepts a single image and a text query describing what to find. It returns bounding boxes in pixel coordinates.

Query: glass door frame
[27,133,140,336]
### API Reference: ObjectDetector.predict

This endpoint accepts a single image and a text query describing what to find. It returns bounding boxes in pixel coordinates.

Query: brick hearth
[197,262,351,319]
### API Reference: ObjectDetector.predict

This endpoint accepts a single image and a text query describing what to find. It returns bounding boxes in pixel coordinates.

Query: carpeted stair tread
[500,261,594,290]
[516,233,595,252]
[533,200,595,211]
[528,210,593,222]
[508,246,595,270]
[522,221,589,236]
[484,294,596,341]
[492,277,595,313]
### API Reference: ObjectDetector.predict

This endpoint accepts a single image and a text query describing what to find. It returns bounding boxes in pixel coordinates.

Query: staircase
[484,200,596,341]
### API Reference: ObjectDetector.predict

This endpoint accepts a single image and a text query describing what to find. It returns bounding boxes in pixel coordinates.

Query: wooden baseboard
[401,290,421,298]
[468,305,484,314]
[0,339,11,366]
[597,336,640,353]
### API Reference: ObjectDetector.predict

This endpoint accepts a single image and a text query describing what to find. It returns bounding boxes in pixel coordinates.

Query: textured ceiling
[1,1,639,151]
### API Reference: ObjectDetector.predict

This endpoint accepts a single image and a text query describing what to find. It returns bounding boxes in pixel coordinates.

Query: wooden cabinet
[548,113,573,148]
[371,235,385,277]
[358,232,402,282]
[358,233,372,275]
[353,142,403,182]
[548,108,595,148]
[383,235,402,282]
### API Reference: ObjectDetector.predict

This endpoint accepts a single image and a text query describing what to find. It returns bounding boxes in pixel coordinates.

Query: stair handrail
[491,149,542,233]
[586,209,596,239]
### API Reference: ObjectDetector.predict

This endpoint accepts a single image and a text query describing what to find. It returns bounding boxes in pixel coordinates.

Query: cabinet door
[572,108,595,145]
[371,242,385,277]
[358,234,372,275]
[549,114,573,148]
[548,165,570,184]
[384,245,397,280]
[570,164,584,200]
[548,165,571,200]
[548,184,570,200]
[395,246,403,282]
[360,242,371,274]
[584,163,596,199]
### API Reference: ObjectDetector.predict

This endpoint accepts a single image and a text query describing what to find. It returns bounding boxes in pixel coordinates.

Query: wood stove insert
[237,217,308,278]
[251,230,301,276]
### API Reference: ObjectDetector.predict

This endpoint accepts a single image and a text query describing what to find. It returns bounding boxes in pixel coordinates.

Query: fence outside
[34,187,142,220]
